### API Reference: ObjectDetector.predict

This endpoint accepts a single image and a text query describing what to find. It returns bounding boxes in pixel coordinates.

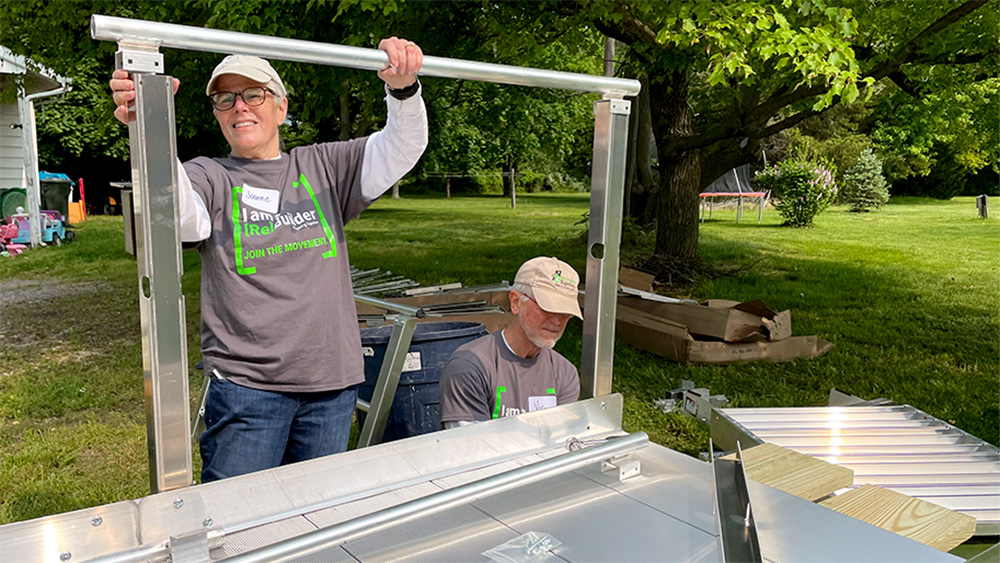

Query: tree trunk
[445,176,451,199]
[503,155,517,208]
[392,181,400,200]
[603,38,615,77]
[650,70,700,262]
[339,80,352,141]
[634,74,655,223]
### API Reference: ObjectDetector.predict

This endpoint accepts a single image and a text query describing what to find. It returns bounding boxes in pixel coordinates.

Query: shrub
[754,160,838,227]
[842,149,890,212]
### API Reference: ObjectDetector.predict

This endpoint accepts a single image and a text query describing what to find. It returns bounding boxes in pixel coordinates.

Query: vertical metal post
[357,316,417,447]
[580,97,630,399]
[126,58,192,491]
[16,97,42,247]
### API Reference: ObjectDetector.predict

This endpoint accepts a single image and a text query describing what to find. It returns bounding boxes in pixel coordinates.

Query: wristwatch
[388,79,420,101]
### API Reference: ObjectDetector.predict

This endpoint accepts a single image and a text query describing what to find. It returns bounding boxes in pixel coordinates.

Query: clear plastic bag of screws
[482,531,562,563]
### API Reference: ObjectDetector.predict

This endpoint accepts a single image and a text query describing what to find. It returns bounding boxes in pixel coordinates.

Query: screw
[601,401,607,410]
[60,552,71,562]
[91,516,103,527]
[202,517,213,528]
[173,498,184,509]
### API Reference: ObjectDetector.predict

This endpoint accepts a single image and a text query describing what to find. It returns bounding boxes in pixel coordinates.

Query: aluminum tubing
[224,431,649,563]
[354,294,422,317]
[91,15,640,96]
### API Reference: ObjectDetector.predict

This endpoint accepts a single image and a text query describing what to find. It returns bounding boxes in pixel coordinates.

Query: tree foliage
[553,0,997,259]
[754,159,839,226]
[842,148,889,211]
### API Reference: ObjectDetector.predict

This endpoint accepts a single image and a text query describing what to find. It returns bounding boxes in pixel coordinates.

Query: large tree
[549,0,997,261]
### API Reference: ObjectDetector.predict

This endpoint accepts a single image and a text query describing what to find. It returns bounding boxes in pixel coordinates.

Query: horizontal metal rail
[354,294,422,317]
[224,432,649,563]
[91,15,640,96]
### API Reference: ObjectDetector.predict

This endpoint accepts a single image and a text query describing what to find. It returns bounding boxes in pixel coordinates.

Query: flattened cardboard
[619,266,655,292]
[616,304,831,365]
[618,295,791,342]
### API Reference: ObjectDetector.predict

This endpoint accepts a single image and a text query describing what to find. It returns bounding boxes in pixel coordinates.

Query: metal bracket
[601,455,641,481]
[608,99,632,115]
[711,440,762,563]
[169,529,211,563]
[356,315,417,448]
[115,40,164,74]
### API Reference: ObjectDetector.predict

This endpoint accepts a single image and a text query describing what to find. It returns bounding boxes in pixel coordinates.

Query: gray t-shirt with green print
[439,331,580,424]
[184,138,369,393]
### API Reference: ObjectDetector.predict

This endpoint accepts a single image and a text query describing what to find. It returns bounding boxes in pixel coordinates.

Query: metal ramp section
[0,397,962,563]
[712,405,1000,535]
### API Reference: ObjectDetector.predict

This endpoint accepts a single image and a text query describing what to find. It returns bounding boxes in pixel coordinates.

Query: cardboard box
[617,295,791,342]
[619,266,655,292]
[616,303,832,365]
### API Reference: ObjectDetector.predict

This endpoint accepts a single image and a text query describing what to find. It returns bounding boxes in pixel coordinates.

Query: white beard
[517,313,558,350]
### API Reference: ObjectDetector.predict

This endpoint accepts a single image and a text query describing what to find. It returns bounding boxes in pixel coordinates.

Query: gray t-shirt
[184,138,369,393]
[439,331,580,423]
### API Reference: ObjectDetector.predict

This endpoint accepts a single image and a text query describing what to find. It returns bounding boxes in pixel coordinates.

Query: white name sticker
[242,184,279,214]
[528,395,557,412]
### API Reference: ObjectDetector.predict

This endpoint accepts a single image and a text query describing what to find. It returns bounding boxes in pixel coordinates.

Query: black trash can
[41,180,72,221]
[358,321,488,442]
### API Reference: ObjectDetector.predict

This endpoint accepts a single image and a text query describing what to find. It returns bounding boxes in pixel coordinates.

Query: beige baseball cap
[514,257,583,319]
[205,55,287,98]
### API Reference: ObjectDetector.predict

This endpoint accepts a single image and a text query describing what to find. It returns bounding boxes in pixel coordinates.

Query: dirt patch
[0,279,110,307]
[0,279,120,348]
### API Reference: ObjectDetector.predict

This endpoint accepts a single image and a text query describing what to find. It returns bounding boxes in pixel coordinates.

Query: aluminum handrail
[90,15,640,96]
[354,294,422,318]
[224,431,649,563]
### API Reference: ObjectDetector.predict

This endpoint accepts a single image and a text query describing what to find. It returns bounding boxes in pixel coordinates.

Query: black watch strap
[388,79,420,101]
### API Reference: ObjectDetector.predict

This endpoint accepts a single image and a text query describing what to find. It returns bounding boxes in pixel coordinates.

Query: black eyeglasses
[208,87,274,111]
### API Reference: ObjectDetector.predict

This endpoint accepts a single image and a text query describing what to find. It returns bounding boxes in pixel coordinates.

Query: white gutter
[16,80,71,247]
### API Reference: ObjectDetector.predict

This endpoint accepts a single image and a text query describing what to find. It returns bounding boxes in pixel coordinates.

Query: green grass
[1,194,997,526]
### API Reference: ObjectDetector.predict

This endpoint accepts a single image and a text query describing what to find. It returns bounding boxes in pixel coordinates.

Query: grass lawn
[1,193,997,527]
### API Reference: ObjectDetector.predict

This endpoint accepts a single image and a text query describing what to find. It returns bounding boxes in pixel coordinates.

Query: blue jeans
[199,377,357,483]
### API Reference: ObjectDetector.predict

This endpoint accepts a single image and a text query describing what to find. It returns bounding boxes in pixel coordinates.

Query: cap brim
[205,67,275,95]
[533,291,583,320]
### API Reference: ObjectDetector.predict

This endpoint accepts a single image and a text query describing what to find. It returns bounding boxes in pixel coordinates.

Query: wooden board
[820,484,977,552]
[722,442,854,502]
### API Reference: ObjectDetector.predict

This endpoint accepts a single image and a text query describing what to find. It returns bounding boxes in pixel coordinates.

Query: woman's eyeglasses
[208,87,274,111]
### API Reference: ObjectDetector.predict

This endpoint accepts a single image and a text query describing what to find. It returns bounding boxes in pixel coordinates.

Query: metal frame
[711,441,763,563]
[224,432,649,563]
[127,71,192,493]
[91,15,638,491]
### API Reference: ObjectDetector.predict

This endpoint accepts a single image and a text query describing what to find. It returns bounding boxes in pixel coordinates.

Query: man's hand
[377,37,423,90]
[110,69,181,125]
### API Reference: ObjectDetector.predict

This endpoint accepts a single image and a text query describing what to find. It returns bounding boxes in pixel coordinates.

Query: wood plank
[820,484,977,552]
[721,442,854,502]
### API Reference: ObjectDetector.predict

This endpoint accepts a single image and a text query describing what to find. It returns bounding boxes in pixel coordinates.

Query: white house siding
[0,103,25,189]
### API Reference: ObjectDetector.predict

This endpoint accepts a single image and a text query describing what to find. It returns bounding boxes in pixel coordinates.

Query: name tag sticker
[242,184,279,214]
[528,395,557,412]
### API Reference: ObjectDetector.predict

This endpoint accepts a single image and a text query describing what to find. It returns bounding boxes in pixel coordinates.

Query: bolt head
[91,516,103,527]
[60,552,71,562]
[173,498,184,509]
[203,517,214,528]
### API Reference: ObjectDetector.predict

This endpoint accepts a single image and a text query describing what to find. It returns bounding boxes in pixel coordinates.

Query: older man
[110,38,427,481]
[439,257,582,427]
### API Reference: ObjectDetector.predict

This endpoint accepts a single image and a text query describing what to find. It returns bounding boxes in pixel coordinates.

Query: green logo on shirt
[230,173,339,275]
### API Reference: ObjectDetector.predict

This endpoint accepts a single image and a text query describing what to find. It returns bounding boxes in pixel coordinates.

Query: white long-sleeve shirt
[177,84,428,242]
